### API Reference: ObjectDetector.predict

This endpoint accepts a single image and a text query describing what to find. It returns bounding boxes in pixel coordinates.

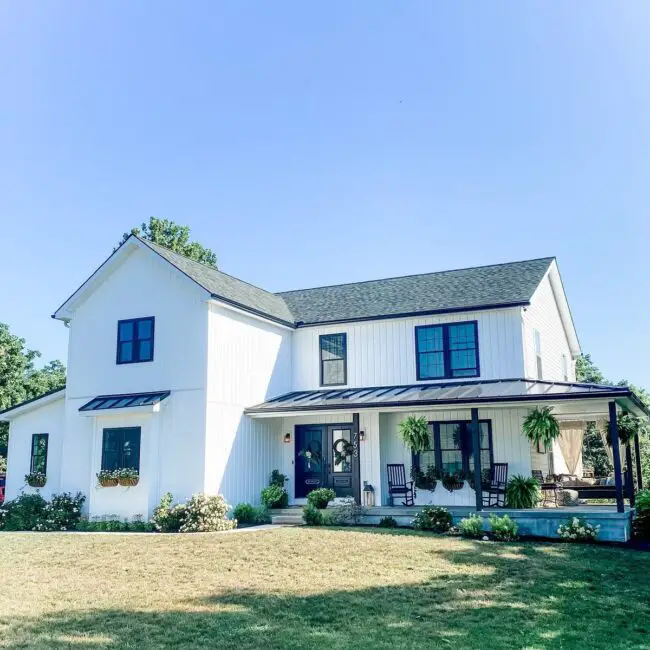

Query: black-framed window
[117,317,155,364]
[415,322,479,380]
[320,333,347,386]
[101,427,141,472]
[413,420,493,477]
[30,433,49,474]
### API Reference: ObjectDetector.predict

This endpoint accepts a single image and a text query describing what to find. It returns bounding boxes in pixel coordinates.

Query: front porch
[246,378,647,542]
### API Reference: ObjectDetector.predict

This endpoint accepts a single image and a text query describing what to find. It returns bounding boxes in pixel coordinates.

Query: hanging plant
[398,416,431,453]
[605,412,647,446]
[442,471,466,492]
[522,406,560,447]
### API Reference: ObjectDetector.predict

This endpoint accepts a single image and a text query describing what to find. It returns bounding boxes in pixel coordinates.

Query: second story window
[117,317,155,364]
[415,322,479,380]
[30,433,49,475]
[320,333,347,386]
[561,354,569,382]
[534,329,543,379]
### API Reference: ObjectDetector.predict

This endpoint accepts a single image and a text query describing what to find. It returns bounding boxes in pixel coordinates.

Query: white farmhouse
[2,236,644,540]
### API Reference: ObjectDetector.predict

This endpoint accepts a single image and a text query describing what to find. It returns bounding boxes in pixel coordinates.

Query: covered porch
[246,379,647,542]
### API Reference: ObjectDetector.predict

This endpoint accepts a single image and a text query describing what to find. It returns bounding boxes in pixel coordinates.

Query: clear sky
[1,2,649,386]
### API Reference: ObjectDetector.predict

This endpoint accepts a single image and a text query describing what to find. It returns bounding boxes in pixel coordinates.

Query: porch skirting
[361,506,634,543]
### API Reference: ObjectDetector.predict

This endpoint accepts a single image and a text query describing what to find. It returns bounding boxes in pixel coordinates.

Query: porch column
[471,407,482,512]
[608,401,625,513]
[634,433,644,491]
[625,443,636,508]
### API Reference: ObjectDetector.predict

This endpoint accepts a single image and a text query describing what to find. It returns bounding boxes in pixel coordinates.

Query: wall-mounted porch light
[359,430,365,442]
[283,432,291,443]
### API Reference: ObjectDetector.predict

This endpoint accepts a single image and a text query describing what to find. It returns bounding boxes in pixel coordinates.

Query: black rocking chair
[482,463,508,508]
[387,464,416,506]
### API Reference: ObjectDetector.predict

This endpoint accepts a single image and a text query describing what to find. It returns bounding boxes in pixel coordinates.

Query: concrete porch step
[271,513,304,526]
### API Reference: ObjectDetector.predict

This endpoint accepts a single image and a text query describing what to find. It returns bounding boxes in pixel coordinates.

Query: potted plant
[117,468,140,487]
[522,406,561,447]
[97,470,119,487]
[25,472,47,488]
[398,416,430,453]
[506,475,540,508]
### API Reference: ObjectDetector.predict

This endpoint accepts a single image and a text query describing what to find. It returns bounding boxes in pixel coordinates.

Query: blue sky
[1,2,649,386]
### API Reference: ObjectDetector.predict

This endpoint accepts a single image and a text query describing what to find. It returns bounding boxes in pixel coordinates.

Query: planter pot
[98,478,119,488]
[442,480,465,492]
[27,478,46,488]
[118,477,139,487]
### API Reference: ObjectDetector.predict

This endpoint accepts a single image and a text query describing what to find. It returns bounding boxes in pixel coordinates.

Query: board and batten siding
[522,273,576,382]
[205,303,292,505]
[291,307,526,391]
[378,407,532,506]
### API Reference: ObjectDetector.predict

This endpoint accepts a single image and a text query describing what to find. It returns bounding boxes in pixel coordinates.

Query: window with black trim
[413,420,492,478]
[415,322,479,380]
[101,427,141,472]
[117,317,154,364]
[320,333,347,386]
[30,433,49,474]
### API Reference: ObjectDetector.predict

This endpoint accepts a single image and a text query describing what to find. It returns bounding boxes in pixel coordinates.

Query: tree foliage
[0,323,66,467]
[119,217,218,268]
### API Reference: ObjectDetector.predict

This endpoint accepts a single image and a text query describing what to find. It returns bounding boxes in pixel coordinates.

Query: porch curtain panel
[596,419,624,473]
[557,421,585,476]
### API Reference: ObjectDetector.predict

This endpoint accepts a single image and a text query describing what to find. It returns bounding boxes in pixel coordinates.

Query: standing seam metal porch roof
[245,379,650,416]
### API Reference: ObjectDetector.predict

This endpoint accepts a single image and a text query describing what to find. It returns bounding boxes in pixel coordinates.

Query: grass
[1,527,650,649]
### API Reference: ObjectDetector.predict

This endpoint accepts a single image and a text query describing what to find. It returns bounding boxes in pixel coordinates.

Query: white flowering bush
[152,492,235,533]
[557,517,599,542]
[0,492,85,531]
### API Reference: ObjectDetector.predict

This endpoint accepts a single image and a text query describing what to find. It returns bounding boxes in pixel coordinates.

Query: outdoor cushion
[558,489,580,506]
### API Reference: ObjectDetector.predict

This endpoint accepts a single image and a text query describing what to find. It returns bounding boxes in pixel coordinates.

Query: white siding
[205,303,292,506]
[523,274,575,382]
[291,308,525,391]
[5,396,66,502]
[378,407,531,506]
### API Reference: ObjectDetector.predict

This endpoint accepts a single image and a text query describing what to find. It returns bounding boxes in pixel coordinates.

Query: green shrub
[232,502,256,525]
[506,475,540,509]
[152,493,185,532]
[38,492,86,531]
[180,494,235,533]
[378,516,398,528]
[302,503,324,526]
[489,514,518,541]
[76,518,154,532]
[269,470,288,487]
[459,514,484,538]
[634,489,650,539]
[306,488,336,509]
[260,484,288,509]
[253,506,271,525]
[412,506,453,532]
[0,493,48,531]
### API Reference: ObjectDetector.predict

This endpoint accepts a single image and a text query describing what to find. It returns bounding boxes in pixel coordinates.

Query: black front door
[295,424,359,499]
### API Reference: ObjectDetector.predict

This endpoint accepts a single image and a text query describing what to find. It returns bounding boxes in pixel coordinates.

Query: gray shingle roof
[277,257,554,325]
[142,237,553,328]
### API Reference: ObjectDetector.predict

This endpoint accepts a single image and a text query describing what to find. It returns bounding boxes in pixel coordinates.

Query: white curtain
[597,419,614,466]
[557,421,585,476]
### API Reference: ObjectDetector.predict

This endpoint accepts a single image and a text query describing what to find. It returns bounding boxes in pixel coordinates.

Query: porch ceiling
[246,378,649,417]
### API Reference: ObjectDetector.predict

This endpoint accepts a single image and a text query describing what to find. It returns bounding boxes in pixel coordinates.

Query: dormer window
[415,322,479,380]
[320,333,347,386]
[117,317,155,364]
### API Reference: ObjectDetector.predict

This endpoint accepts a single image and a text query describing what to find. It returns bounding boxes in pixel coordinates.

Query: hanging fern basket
[605,412,645,446]
[522,406,561,447]
[398,416,431,453]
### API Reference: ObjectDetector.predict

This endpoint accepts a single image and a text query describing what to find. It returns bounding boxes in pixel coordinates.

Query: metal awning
[79,391,171,412]
[246,379,649,416]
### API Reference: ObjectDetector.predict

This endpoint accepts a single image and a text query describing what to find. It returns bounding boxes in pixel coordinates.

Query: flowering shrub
[378,516,398,528]
[412,506,453,533]
[489,514,518,541]
[459,514,484,539]
[0,492,85,531]
[152,492,235,533]
[180,494,235,533]
[557,517,599,542]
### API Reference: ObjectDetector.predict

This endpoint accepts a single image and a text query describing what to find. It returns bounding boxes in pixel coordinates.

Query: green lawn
[1,527,649,649]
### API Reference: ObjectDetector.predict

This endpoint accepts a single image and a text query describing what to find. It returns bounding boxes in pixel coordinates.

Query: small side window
[30,433,49,475]
[533,329,543,380]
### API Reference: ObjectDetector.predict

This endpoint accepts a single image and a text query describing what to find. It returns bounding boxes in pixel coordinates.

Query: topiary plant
[398,416,431,453]
[506,475,541,509]
[522,406,560,447]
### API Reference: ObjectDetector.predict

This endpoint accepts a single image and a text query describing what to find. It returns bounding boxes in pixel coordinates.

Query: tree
[0,323,66,469]
[118,217,218,268]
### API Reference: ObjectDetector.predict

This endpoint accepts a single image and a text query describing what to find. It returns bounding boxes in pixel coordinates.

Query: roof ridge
[136,236,283,299]
[276,256,555,295]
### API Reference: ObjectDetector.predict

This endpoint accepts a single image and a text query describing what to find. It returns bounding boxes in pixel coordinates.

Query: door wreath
[332,438,354,469]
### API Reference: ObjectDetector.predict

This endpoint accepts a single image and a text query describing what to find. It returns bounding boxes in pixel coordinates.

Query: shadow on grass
[4,536,650,649]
